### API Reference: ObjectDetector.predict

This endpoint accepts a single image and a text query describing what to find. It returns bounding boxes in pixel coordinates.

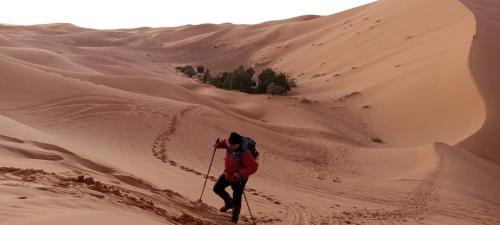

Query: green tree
[257,68,276,93]
[274,72,290,94]
[239,67,255,93]
[221,72,232,90]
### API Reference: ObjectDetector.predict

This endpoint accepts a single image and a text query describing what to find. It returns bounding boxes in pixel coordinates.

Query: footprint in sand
[150,108,217,182]
[151,115,178,163]
[149,107,284,209]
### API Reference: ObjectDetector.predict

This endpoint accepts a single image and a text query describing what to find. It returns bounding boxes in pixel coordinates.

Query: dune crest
[1,0,499,224]
[457,0,500,163]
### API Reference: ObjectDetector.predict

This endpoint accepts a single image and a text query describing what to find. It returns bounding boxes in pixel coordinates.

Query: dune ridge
[1,0,499,224]
[457,0,500,164]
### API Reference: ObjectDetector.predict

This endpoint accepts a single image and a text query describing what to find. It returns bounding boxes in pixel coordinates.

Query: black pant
[213,174,247,218]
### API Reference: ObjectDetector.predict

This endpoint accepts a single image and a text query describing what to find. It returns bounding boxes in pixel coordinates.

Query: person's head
[228,132,242,151]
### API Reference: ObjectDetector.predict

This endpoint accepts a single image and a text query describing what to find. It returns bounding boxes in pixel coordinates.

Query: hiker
[213,132,259,224]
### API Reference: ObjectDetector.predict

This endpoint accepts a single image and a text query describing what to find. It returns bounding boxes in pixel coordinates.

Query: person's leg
[213,174,232,210]
[230,179,248,223]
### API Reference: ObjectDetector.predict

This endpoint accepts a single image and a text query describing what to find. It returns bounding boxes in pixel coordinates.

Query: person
[213,132,258,224]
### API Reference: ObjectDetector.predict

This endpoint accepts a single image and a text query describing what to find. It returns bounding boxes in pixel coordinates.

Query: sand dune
[1,0,499,224]
[457,0,500,164]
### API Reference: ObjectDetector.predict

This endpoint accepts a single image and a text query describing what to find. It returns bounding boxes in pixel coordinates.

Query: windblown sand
[0,0,499,224]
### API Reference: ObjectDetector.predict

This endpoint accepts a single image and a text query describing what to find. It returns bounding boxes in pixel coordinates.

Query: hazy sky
[0,0,376,29]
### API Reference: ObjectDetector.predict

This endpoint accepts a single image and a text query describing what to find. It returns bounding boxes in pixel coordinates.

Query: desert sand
[1,0,499,224]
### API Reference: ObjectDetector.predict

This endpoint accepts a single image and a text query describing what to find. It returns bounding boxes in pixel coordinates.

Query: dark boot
[230,214,239,224]
[231,204,241,224]
[229,180,246,224]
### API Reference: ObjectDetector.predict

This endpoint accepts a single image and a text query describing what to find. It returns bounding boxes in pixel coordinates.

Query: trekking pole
[198,138,220,202]
[243,191,257,225]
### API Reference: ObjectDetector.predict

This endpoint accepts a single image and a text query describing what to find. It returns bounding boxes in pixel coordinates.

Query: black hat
[228,132,242,144]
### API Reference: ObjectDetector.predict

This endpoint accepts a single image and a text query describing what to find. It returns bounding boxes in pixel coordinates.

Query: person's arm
[214,139,228,149]
[238,152,258,177]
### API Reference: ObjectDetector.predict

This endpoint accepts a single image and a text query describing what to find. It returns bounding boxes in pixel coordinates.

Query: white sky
[0,0,376,29]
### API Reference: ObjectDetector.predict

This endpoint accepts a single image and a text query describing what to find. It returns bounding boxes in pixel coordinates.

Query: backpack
[242,136,259,161]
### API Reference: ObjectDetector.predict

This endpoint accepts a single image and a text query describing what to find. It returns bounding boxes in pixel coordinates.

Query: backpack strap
[227,147,249,166]
[241,136,249,151]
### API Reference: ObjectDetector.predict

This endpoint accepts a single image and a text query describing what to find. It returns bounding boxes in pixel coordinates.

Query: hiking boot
[231,206,240,224]
[230,215,239,224]
[219,203,233,212]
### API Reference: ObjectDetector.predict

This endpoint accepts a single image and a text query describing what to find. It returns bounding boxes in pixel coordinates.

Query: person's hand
[214,139,227,149]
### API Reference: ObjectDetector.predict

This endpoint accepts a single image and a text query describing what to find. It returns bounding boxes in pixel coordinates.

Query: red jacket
[216,139,258,183]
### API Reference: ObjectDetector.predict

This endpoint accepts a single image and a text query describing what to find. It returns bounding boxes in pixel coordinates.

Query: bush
[235,66,255,93]
[274,73,291,94]
[185,65,292,95]
[255,68,291,95]
[209,76,224,88]
[266,82,286,95]
[202,68,211,83]
[288,78,296,88]
[179,65,196,77]
[206,66,255,93]
[257,68,276,94]
[197,65,205,73]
